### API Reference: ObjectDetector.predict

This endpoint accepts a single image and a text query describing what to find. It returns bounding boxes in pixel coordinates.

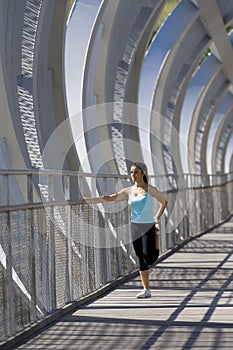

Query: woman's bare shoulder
[147,184,160,196]
[118,186,132,198]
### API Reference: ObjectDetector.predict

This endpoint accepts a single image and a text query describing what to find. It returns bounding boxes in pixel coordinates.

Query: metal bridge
[0,0,233,349]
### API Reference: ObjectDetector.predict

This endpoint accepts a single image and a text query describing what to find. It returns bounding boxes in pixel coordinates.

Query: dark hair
[131,162,148,184]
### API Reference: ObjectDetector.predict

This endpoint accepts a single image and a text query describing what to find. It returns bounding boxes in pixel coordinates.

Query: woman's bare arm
[84,187,130,204]
[148,185,168,221]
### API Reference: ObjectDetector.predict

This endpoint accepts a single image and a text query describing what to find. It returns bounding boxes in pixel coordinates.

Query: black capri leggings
[131,223,159,271]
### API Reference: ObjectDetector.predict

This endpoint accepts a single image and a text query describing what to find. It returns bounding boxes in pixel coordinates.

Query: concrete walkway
[15,219,233,349]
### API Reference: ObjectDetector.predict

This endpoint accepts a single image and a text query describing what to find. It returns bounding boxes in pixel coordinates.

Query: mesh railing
[0,170,232,345]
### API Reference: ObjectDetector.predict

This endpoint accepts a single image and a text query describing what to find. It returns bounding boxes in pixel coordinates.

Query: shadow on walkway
[15,220,233,350]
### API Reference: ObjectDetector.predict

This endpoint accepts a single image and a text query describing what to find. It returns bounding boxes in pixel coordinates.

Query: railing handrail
[0,177,232,212]
[0,168,128,178]
[0,168,232,177]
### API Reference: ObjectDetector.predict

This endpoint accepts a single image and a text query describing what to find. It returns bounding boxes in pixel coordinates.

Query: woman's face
[130,166,144,183]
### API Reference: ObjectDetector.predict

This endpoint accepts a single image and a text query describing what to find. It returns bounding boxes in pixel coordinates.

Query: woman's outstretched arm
[84,187,129,204]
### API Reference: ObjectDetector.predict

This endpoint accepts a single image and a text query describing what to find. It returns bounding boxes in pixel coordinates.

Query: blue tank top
[128,192,154,223]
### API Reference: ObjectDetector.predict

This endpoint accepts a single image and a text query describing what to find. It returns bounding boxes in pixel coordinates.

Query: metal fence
[0,170,232,345]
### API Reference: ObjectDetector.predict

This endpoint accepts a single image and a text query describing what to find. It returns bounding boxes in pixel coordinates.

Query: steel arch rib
[80,0,166,176]
[184,55,228,174]
[212,112,233,174]
[206,92,233,174]
[224,133,233,173]
[139,0,206,175]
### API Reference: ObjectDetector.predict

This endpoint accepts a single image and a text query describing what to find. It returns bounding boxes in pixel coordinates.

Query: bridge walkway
[14,219,233,350]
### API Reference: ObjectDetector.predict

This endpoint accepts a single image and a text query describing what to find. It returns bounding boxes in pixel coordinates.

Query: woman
[85,162,167,298]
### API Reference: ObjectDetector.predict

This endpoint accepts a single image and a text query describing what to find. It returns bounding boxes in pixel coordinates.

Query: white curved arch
[224,133,233,173]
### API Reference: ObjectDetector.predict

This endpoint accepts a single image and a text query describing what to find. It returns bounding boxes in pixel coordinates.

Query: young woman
[85,162,167,298]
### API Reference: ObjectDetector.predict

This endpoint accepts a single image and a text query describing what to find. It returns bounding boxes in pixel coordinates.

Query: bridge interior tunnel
[0,0,232,201]
[65,0,233,190]
[0,1,233,346]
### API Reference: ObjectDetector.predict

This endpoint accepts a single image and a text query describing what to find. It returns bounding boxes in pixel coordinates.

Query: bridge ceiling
[66,0,233,178]
[0,0,233,193]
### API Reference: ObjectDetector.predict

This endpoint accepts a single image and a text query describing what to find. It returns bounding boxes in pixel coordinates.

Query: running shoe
[136,288,151,298]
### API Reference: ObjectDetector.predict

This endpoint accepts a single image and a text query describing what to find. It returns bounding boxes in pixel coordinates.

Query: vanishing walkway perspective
[1,0,233,348]
[12,218,233,350]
